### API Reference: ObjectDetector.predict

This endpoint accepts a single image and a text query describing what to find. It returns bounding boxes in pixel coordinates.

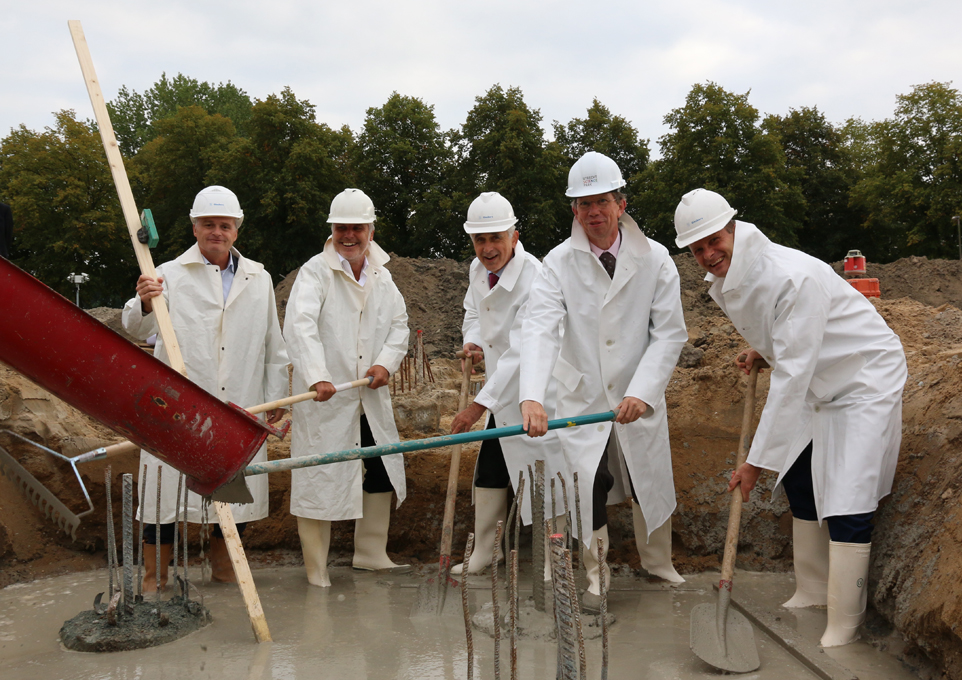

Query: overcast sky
[3,0,960,152]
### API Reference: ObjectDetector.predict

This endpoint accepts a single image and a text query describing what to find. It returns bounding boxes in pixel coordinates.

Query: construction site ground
[3,252,962,678]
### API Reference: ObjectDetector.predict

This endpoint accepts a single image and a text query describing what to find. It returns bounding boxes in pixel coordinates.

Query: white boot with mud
[581,525,609,614]
[353,491,412,573]
[820,541,871,647]
[632,502,684,584]
[298,516,332,587]
[451,486,508,575]
[783,518,830,607]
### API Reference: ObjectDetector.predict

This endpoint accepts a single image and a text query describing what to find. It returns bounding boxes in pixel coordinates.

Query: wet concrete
[0,566,919,679]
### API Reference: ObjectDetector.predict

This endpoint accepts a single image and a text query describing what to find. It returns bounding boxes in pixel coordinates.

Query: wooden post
[68,20,271,643]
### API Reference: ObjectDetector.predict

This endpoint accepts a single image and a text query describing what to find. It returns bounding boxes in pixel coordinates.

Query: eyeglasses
[576,198,614,210]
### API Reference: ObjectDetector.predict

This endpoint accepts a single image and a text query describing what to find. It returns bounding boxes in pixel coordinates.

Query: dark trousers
[591,434,639,531]
[782,441,874,544]
[144,521,246,545]
[475,415,511,488]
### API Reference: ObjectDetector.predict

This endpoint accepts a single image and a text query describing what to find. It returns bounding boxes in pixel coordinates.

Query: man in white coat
[450,192,568,576]
[123,185,289,591]
[520,152,688,613]
[675,188,907,647]
[284,188,410,587]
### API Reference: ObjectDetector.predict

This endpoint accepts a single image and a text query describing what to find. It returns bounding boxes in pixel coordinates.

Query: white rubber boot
[783,518,830,608]
[581,525,609,614]
[632,502,684,584]
[544,514,568,581]
[820,541,871,647]
[297,516,332,587]
[353,491,412,573]
[451,487,509,575]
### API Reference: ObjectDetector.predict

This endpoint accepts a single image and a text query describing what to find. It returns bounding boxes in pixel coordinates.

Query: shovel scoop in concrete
[690,582,760,673]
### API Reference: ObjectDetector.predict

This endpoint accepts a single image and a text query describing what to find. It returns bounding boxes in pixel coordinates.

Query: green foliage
[352,93,461,257]
[108,73,253,156]
[210,88,353,280]
[0,111,137,306]
[762,107,864,262]
[850,82,962,260]
[636,82,804,249]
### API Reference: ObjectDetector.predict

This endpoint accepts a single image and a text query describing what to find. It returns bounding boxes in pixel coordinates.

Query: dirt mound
[831,255,962,309]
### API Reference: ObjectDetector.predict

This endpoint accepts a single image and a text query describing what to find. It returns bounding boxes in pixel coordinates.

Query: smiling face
[332,223,373,267]
[471,229,518,273]
[572,192,626,250]
[689,224,736,277]
[192,216,238,268]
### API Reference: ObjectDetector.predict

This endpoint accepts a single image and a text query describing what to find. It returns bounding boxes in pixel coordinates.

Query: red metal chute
[0,257,275,496]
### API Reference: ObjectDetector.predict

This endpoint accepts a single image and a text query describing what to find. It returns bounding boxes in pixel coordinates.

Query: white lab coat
[463,240,568,524]
[122,244,289,524]
[707,222,907,519]
[520,215,688,543]
[284,238,409,521]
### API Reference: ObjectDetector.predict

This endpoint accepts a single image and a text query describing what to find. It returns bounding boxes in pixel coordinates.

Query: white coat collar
[176,243,263,276]
[321,236,390,280]
[470,239,528,295]
[569,212,651,259]
[704,221,768,294]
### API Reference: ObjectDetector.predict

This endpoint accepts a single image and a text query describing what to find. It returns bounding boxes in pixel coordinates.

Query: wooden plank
[67,19,271,644]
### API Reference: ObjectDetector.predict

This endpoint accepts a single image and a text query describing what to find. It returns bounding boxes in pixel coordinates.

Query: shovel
[690,360,766,673]
[415,351,474,616]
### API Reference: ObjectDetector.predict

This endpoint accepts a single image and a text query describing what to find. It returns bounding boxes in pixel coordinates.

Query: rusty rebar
[155,465,162,599]
[550,534,577,680]
[172,473,182,587]
[122,473,133,614]
[599,537,609,680]
[492,519,504,680]
[550,476,557,535]
[557,472,571,553]
[505,482,518,557]
[137,463,146,597]
[182,483,190,596]
[509,548,518,680]
[105,466,116,599]
[573,471,584,578]
[565,545,586,680]
[461,532,475,680]
[532,461,545,612]
[513,471,524,559]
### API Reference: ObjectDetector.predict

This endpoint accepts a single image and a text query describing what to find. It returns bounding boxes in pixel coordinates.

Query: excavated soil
[3,252,962,677]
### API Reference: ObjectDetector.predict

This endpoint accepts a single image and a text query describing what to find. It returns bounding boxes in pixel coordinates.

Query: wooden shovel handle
[439,355,474,560]
[719,363,764,583]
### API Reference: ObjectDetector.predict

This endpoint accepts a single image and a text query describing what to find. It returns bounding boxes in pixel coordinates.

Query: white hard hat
[565,151,626,198]
[674,188,737,248]
[189,186,244,228]
[327,188,376,224]
[463,192,518,234]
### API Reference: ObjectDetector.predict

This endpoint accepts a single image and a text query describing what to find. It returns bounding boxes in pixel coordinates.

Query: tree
[553,99,649,196]
[850,81,962,261]
[132,106,239,265]
[210,88,353,280]
[0,111,137,306]
[453,85,568,257]
[762,107,864,262]
[635,82,804,249]
[352,93,460,257]
[108,73,253,156]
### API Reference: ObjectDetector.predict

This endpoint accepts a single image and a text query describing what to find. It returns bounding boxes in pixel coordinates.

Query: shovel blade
[209,472,254,504]
[690,601,760,673]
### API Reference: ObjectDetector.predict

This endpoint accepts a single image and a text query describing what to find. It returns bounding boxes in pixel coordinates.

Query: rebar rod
[551,476,558,535]
[509,548,518,680]
[557,472,571,553]
[573,471,584,578]
[122,473,133,614]
[105,467,116,599]
[565,546,586,680]
[154,465,162,599]
[182,484,190,596]
[550,534,578,680]
[137,463,146,597]
[504,483,518,557]
[532,461,545,612]
[492,520,504,680]
[513,471,524,561]
[461,532,475,680]
[201,499,210,583]
[172,473,182,587]
[599,537,609,680]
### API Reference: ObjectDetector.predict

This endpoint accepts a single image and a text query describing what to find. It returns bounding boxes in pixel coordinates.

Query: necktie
[599,252,616,279]
[488,272,499,289]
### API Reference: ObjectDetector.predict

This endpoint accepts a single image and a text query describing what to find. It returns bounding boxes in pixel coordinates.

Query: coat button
[814,406,821,413]
[606,340,614,346]
[607,384,613,390]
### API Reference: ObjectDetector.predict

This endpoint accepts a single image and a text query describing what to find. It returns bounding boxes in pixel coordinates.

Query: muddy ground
[3,253,962,678]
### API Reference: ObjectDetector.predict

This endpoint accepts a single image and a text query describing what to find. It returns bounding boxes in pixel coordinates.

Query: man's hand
[735,349,765,376]
[135,275,164,313]
[311,381,337,402]
[614,396,648,424]
[461,343,484,372]
[728,462,762,502]
[451,402,486,434]
[521,400,548,437]
[265,408,286,425]
[366,365,390,389]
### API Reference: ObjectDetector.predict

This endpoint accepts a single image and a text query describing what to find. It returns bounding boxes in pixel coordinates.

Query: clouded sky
[4,0,960,151]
